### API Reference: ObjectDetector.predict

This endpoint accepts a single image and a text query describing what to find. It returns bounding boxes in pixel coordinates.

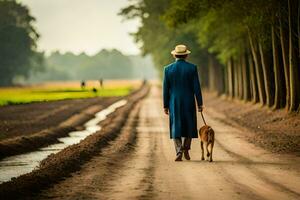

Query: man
[163,44,203,161]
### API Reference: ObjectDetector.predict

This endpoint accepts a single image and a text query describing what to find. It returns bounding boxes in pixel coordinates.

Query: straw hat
[171,44,191,55]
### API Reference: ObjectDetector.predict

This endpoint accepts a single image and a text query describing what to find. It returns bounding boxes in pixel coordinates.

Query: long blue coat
[163,59,203,139]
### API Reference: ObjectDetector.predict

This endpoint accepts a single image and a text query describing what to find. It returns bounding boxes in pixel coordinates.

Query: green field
[0,86,133,106]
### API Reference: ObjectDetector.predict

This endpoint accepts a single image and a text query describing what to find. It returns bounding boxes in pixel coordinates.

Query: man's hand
[164,108,169,115]
[198,106,204,112]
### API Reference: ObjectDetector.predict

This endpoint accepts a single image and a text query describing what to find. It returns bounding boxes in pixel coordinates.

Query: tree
[288,0,300,111]
[121,0,300,111]
[119,0,209,87]
[0,0,43,86]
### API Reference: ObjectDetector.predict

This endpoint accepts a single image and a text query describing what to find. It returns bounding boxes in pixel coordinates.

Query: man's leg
[173,137,183,155]
[183,137,192,160]
[183,137,192,150]
[173,137,183,161]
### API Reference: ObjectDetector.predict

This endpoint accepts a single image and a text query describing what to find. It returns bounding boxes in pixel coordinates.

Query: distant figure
[81,80,86,89]
[163,44,203,162]
[142,78,147,85]
[92,87,98,93]
[99,79,103,88]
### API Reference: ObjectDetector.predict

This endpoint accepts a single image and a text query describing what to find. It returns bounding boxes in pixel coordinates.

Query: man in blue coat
[163,44,203,161]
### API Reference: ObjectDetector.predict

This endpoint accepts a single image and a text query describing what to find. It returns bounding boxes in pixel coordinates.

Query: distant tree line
[120,0,300,112]
[27,50,156,82]
[0,0,44,86]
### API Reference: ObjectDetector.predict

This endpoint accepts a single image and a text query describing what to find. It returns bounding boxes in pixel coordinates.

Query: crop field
[0,80,141,106]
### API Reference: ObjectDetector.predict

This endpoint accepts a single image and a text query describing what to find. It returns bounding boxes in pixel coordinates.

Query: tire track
[98,88,160,200]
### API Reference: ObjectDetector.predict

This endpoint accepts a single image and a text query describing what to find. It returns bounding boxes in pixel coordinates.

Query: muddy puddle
[0,100,127,183]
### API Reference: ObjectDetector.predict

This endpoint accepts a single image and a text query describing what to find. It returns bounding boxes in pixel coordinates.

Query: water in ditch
[0,99,127,183]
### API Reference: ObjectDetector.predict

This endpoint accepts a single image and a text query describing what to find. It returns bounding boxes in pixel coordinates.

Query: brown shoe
[183,150,190,160]
[175,153,183,161]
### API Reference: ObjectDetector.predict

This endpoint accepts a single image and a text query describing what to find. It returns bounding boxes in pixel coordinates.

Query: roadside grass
[0,86,132,106]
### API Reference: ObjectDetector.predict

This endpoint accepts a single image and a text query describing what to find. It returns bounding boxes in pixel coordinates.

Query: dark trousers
[173,137,192,155]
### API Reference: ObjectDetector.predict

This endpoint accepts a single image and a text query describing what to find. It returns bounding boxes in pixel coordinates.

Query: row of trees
[121,0,300,112]
[0,0,44,86]
[27,50,156,83]
[119,0,210,87]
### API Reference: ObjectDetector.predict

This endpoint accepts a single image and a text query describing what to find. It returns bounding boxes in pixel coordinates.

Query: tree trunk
[233,60,239,99]
[248,32,266,105]
[211,57,225,95]
[242,52,251,101]
[272,24,286,109]
[297,0,300,110]
[200,65,209,89]
[227,58,234,99]
[217,63,225,95]
[298,0,300,60]
[259,41,275,107]
[235,59,240,99]
[298,0,300,110]
[224,61,229,96]
[288,0,300,111]
[238,56,244,100]
[248,52,259,103]
[208,55,214,92]
[279,9,290,110]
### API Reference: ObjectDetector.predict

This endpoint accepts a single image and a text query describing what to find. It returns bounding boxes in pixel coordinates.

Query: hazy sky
[20,0,140,55]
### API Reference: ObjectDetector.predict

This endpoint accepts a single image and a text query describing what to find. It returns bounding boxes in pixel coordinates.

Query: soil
[0,85,149,199]
[0,97,121,159]
[0,97,118,141]
[9,85,298,200]
[0,85,299,200]
[203,92,300,155]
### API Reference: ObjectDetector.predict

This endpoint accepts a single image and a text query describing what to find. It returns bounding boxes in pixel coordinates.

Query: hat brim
[171,50,191,55]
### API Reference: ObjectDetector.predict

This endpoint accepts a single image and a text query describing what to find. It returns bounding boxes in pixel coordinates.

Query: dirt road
[37,86,300,200]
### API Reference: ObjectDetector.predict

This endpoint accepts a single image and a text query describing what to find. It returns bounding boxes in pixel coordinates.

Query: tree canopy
[120,0,300,112]
[0,0,44,86]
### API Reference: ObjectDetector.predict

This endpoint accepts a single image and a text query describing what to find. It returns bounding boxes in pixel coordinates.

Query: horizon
[45,48,144,58]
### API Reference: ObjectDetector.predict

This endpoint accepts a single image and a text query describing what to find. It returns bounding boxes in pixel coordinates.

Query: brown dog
[199,125,215,162]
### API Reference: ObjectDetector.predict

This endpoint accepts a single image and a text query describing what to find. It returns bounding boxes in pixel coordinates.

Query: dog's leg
[206,143,210,159]
[209,141,214,162]
[200,141,204,160]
